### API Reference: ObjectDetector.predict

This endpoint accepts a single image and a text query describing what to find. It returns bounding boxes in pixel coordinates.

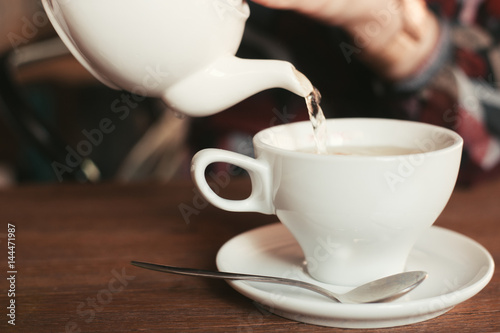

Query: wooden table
[0,177,498,332]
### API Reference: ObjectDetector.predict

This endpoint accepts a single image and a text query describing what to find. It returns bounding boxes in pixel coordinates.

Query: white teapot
[42,0,313,117]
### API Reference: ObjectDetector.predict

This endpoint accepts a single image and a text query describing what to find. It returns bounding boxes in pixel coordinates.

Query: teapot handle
[191,149,274,214]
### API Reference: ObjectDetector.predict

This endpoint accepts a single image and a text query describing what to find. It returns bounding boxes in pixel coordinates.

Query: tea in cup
[191,118,463,286]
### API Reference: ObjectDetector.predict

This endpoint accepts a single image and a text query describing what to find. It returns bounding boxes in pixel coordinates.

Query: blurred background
[4,1,490,187]
[0,0,193,185]
[0,0,338,186]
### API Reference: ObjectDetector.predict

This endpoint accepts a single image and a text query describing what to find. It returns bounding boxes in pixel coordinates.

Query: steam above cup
[41,0,313,117]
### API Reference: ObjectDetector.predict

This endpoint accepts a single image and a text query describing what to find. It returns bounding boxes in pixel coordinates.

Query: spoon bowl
[131,261,427,304]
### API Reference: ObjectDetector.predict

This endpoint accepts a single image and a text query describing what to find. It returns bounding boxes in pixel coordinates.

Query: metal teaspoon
[131,261,427,304]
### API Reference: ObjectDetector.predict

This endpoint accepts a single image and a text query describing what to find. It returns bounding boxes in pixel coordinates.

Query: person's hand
[251,0,401,28]
[250,0,440,81]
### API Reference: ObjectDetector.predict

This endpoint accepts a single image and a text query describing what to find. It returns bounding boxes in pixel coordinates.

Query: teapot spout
[163,56,314,117]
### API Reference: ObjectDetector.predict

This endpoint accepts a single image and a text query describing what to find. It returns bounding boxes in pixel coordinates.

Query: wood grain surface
[0,177,498,332]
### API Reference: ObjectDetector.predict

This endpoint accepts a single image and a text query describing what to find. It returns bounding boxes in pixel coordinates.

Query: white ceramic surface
[193,118,464,285]
[216,223,494,329]
[41,0,312,116]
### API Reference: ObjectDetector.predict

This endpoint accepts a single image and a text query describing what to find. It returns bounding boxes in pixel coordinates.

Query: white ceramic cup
[192,118,463,286]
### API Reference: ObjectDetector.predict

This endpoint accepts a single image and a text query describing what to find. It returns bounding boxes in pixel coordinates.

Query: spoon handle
[131,261,342,302]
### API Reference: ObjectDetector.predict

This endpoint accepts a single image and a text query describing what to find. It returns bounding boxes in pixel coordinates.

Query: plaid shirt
[191,0,500,186]
[399,0,500,185]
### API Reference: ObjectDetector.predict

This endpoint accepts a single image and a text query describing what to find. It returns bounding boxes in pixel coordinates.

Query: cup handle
[191,149,274,214]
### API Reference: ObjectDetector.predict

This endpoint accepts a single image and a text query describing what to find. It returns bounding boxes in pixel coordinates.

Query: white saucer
[216,223,494,329]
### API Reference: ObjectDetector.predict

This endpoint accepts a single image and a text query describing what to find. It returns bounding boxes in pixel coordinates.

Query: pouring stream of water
[306,88,328,154]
